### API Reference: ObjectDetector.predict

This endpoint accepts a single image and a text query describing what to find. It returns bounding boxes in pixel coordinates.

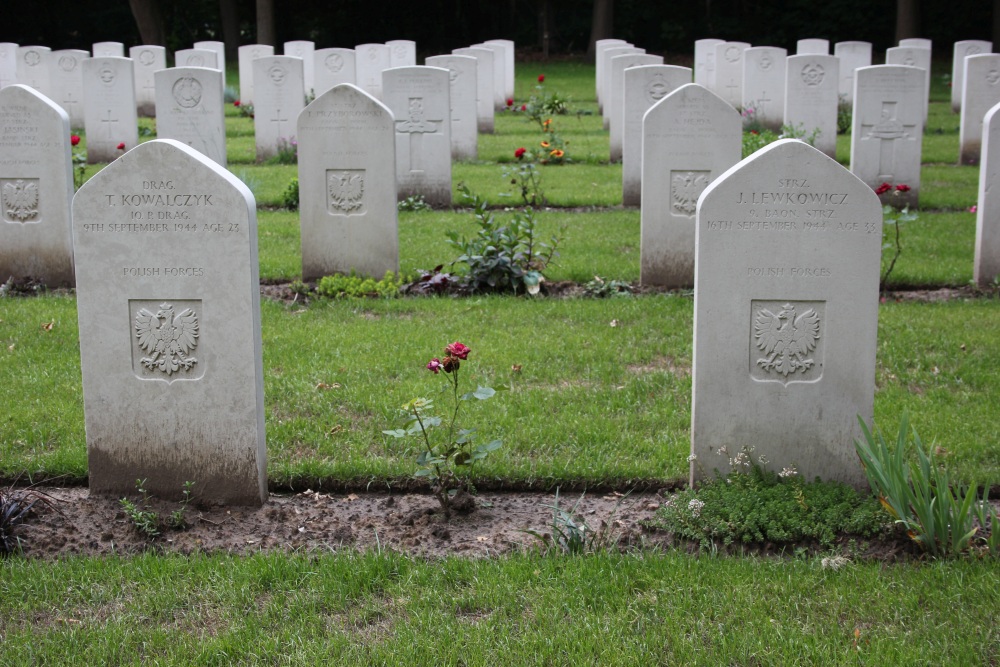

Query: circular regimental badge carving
[368,47,379,61]
[394,45,405,59]
[99,66,116,84]
[189,54,205,66]
[325,53,343,73]
[801,63,825,86]
[967,45,983,56]
[252,48,263,59]
[988,69,1000,86]
[646,76,669,103]
[758,54,773,71]
[58,55,77,71]
[725,45,742,63]
[268,64,287,85]
[24,50,41,66]
[138,49,155,65]
[172,76,203,108]
[904,55,916,67]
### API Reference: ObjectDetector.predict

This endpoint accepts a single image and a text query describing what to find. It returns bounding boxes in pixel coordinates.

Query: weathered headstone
[899,37,932,53]
[796,38,829,55]
[387,40,417,68]
[608,53,663,162]
[694,38,724,89]
[595,39,630,111]
[784,54,839,158]
[952,41,992,113]
[885,46,930,121]
[314,48,356,96]
[82,56,138,163]
[297,84,398,281]
[193,40,226,78]
[237,44,274,106]
[452,46,495,133]
[742,46,786,132]
[640,83,740,286]
[975,101,1000,286]
[833,41,872,105]
[72,139,267,505]
[130,45,167,118]
[425,55,478,160]
[0,43,18,89]
[155,67,226,166]
[284,41,315,95]
[382,66,451,206]
[959,54,1000,165]
[484,39,515,100]
[175,48,219,71]
[50,49,88,129]
[16,46,51,97]
[355,43,391,99]
[0,84,75,286]
[850,65,924,207]
[601,46,644,127]
[252,56,305,161]
[473,42,507,109]
[712,41,750,107]
[691,139,882,490]
[622,64,692,206]
[92,42,124,58]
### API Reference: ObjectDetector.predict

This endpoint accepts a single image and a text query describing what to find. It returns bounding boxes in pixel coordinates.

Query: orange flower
[549,149,565,158]
[540,141,550,148]
[543,118,552,128]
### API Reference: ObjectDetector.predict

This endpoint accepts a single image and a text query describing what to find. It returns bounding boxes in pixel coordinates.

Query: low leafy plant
[741,128,781,158]
[266,137,297,165]
[383,341,503,518]
[400,265,457,295]
[165,481,195,529]
[233,100,254,118]
[446,183,563,295]
[120,479,197,538]
[281,177,299,210]
[837,95,852,135]
[501,158,545,206]
[876,187,916,290]
[398,195,431,212]
[522,75,570,130]
[654,448,885,550]
[855,414,998,557]
[1,483,59,557]
[523,490,624,555]
[315,271,403,299]
[583,275,635,298]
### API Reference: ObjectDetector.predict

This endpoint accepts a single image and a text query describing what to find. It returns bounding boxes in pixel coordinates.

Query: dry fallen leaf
[346,493,359,501]
[511,364,522,373]
[329,425,343,435]
[610,319,619,327]
[7,344,13,352]
[476,535,489,542]
[315,382,341,390]
[41,321,54,331]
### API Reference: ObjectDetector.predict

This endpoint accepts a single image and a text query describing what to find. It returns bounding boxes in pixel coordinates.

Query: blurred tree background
[0,0,991,61]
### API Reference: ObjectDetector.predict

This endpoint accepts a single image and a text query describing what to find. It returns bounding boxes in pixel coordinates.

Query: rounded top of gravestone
[644,83,737,124]
[300,83,393,118]
[0,83,70,124]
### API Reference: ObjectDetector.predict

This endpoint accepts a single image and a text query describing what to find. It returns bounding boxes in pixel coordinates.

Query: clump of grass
[1,483,59,557]
[315,271,405,299]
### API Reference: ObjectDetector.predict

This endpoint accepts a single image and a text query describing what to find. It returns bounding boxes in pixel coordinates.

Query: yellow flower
[550,149,564,158]
[540,141,551,148]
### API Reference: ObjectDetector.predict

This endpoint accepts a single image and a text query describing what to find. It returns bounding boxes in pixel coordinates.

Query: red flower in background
[426,358,442,374]
[117,142,126,150]
[506,97,513,107]
[514,147,526,159]
[234,100,241,107]
[445,342,471,360]
[520,104,527,111]
[874,182,892,195]
[895,184,911,192]
[537,74,545,83]
[70,134,80,146]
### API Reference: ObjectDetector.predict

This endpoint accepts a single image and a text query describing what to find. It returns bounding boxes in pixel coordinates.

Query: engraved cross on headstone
[860,101,916,181]
[394,97,442,172]
[271,109,290,139]
[100,109,119,142]
[725,78,739,103]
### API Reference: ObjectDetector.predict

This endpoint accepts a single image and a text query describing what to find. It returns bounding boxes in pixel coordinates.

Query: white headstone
[0,43,18,89]
[952,41,992,113]
[784,54,839,158]
[0,84,74,286]
[297,84,398,281]
[899,37,932,53]
[155,67,226,166]
[425,55,478,160]
[16,46,51,97]
[193,40,226,78]
[595,39,630,110]
[82,57,138,163]
[237,44,273,106]
[833,41,872,105]
[712,41,750,107]
[601,46,644,126]
[130,45,167,117]
[484,39,515,100]
[694,38,724,89]
[284,41,315,96]
[50,49,88,129]
[72,139,266,505]
[92,42,124,58]
[387,40,417,68]
[355,43,392,99]
[742,46,787,132]
[850,65,924,208]
[175,48,219,71]
[975,101,1000,286]
[622,65,692,205]
[640,83,740,286]
[691,139,881,490]
[314,48,356,96]
[885,46,930,122]
[382,66,451,206]
[473,42,507,109]
[252,56,304,161]
[452,47,495,133]
[609,53,663,162]
[960,54,1000,165]
[796,39,829,55]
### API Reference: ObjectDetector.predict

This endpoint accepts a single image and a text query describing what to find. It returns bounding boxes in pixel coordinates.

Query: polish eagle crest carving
[327,170,365,214]
[2,179,39,222]
[134,303,199,375]
[753,303,820,377]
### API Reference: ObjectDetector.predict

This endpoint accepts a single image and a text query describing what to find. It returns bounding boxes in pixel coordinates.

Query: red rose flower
[70,134,80,146]
[117,142,126,150]
[520,104,527,111]
[234,100,241,107]
[445,341,470,360]
[750,130,759,135]
[874,182,892,195]
[426,358,442,374]
[895,184,911,192]
[506,97,513,107]
[537,74,545,83]
[514,147,526,159]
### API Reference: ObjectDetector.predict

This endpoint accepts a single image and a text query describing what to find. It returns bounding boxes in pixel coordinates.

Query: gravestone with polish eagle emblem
[0,84,75,286]
[72,139,267,505]
[297,84,398,280]
[691,139,882,490]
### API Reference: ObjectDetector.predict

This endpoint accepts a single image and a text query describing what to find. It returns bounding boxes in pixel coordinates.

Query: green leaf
[414,468,433,477]
[454,452,472,466]
[472,386,496,400]
[456,428,477,444]
[382,429,407,438]
[481,439,503,452]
